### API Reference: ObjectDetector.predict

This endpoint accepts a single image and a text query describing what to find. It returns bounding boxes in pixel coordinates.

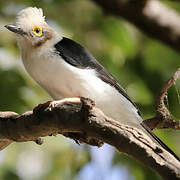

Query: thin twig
[92,0,180,52]
[144,68,180,130]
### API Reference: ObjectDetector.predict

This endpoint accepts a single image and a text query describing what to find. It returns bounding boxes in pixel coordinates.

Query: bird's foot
[33,101,52,114]
[48,101,60,111]
[33,98,81,114]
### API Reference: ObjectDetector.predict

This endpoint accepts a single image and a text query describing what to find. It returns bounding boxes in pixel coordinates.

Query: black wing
[54,37,139,112]
[54,37,180,161]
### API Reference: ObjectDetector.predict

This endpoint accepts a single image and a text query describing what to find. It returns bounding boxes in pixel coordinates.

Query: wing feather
[54,37,139,113]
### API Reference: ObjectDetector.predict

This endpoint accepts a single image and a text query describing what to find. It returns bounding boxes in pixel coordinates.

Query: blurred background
[0,0,179,179]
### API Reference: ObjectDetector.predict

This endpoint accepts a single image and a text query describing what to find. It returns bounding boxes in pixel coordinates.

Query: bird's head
[5,7,55,48]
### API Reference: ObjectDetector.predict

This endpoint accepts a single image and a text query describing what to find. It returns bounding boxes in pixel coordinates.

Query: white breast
[21,43,142,127]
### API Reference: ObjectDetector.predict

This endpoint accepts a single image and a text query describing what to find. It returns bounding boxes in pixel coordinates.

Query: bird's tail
[141,122,180,161]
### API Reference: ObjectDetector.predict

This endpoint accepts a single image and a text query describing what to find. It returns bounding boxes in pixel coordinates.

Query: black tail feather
[141,122,180,161]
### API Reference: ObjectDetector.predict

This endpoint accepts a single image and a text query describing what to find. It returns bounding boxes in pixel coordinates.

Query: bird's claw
[48,101,59,111]
[33,101,52,114]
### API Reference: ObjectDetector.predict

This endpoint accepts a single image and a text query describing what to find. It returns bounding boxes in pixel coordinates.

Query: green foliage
[0,68,28,112]
[0,0,179,179]
[100,17,138,58]
[0,168,19,180]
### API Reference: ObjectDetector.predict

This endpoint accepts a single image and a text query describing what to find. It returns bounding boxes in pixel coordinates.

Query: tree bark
[0,97,179,179]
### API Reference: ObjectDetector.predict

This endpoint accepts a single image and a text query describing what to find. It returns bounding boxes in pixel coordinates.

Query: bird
[5,7,179,161]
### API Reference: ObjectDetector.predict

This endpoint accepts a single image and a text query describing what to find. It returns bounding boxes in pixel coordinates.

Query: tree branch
[144,68,180,130]
[92,0,180,51]
[0,97,179,179]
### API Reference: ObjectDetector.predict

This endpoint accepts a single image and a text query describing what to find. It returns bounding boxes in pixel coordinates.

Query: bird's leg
[48,97,81,110]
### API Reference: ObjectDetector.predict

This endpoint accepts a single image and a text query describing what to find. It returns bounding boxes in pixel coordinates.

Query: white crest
[16,7,46,31]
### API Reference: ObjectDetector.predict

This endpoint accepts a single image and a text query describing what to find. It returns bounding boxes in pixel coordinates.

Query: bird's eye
[32,26,43,37]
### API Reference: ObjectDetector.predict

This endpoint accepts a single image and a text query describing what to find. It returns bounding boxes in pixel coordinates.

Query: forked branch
[0,97,179,179]
[144,68,180,130]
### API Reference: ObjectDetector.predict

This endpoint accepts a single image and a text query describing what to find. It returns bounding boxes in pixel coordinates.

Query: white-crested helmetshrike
[5,7,179,160]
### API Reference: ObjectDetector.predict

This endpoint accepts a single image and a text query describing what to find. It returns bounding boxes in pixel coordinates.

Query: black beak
[5,24,26,35]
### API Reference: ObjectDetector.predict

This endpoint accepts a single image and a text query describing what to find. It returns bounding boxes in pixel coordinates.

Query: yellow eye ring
[32,26,43,37]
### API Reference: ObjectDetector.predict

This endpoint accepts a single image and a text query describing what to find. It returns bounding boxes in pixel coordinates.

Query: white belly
[22,51,142,127]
